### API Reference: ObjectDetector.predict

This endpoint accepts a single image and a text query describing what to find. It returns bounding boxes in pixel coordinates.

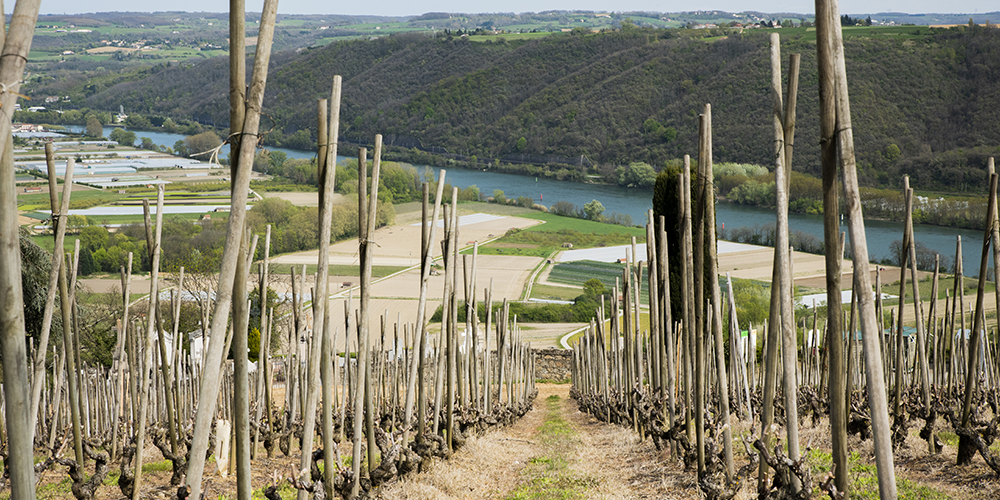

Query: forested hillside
[78,25,1000,191]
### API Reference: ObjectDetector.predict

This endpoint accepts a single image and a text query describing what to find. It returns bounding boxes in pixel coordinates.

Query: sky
[29,1,1000,17]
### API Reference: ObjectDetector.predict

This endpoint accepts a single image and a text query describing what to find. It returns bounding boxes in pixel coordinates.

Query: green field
[759,24,935,43]
[264,263,407,278]
[473,211,643,258]
[548,260,649,303]
[86,213,209,225]
[518,212,646,236]
[469,32,560,42]
[31,234,78,254]
[17,190,125,211]
[530,283,583,301]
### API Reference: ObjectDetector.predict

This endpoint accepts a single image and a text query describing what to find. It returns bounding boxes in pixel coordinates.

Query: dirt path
[378,384,694,499]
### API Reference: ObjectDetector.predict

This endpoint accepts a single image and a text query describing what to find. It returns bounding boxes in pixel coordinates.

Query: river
[74,125,989,275]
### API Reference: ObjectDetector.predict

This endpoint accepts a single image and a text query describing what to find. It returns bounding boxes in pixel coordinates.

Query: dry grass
[748,408,1000,499]
[380,384,710,499]
[376,393,544,499]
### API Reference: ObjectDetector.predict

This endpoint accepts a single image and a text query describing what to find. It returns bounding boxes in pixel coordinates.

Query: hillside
[54,25,1000,192]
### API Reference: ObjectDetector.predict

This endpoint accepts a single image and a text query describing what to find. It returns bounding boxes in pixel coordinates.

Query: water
[65,125,988,274]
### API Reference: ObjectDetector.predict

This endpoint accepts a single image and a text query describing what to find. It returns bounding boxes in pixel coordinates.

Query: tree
[616,162,658,188]
[885,143,901,163]
[460,185,480,202]
[65,214,90,233]
[515,136,527,152]
[249,285,282,360]
[583,278,605,297]
[268,150,287,173]
[653,166,712,320]
[86,116,103,138]
[583,199,604,221]
[78,247,98,276]
[80,225,109,251]
[493,189,506,204]
[550,200,578,217]
[140,137,156,150]
[124,114,153,129]
[109,128,136,147]
[662,126,677,143]
[184,131,223,158]
[20,228,50,340]
[173,140,189,157]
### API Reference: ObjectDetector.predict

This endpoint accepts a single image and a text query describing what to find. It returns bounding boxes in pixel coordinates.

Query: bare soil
[261,192,348,207]
[378,384,688,499]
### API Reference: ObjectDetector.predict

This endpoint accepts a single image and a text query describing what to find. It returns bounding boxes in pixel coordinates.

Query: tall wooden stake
[959,173,998,464]
[185,1,279,496]
[770,35,801,491]
[0,3,42,493]
[817,1,897,495]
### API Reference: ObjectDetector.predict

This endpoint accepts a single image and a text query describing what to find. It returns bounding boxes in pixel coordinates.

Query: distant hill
[36,24,1000,193]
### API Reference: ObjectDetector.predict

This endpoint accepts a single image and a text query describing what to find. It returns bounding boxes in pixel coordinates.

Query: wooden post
[949,238,964,396]
[132,188,165,500]
[0,13,44,497]
[817,1,897,495]
[232,228,253,500]
[680,156,695,445]
[892,183,911,414]
[110,253,134,461]
[406,176,446,443]
[958,173,998,464]
[299,79,342,498]
[319,80,343,497]
[700,105,734,477]
[646,216,660,395]
[446,189,460,451]
[770,35,801,489]
[693,124,707,475]
[251,227,270,458]
[657,216,675,433]
[364,140,384,474]
[29,147,73,435]
[988,158,1000,386]
[228,0,245,180]
[184,1,279,496]
[902,180,933,453]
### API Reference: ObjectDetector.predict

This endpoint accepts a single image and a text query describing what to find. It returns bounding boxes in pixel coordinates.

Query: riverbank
[47,124,989,275]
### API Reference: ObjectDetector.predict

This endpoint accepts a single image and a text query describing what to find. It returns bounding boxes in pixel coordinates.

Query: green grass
[530,283,583,301]
[761,25,935,43]
[252,482,298,500]
[470,32,558,42]
[518,212,645,237]
[878,274,994,310]
[17,189,125,211]
[564,311,649,348]
[142,459,173,473]
[36,476,74,497]
[547,260,649,303]
[806,449,947,499]
[90,213,208,225]
[30,234,76,254]
[938,431,959,447]
[474,211,643,258]
[504,395,596,499]
[264,263,407,278]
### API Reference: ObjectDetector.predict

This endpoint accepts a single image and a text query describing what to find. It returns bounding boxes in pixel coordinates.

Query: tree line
[66,195,395,277]
[48,25,1000,195]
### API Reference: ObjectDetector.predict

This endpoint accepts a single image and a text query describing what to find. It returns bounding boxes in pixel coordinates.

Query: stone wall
[533,348,572,382]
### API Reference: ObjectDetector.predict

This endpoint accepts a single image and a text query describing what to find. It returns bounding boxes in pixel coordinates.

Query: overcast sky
[31,1,1000,17]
